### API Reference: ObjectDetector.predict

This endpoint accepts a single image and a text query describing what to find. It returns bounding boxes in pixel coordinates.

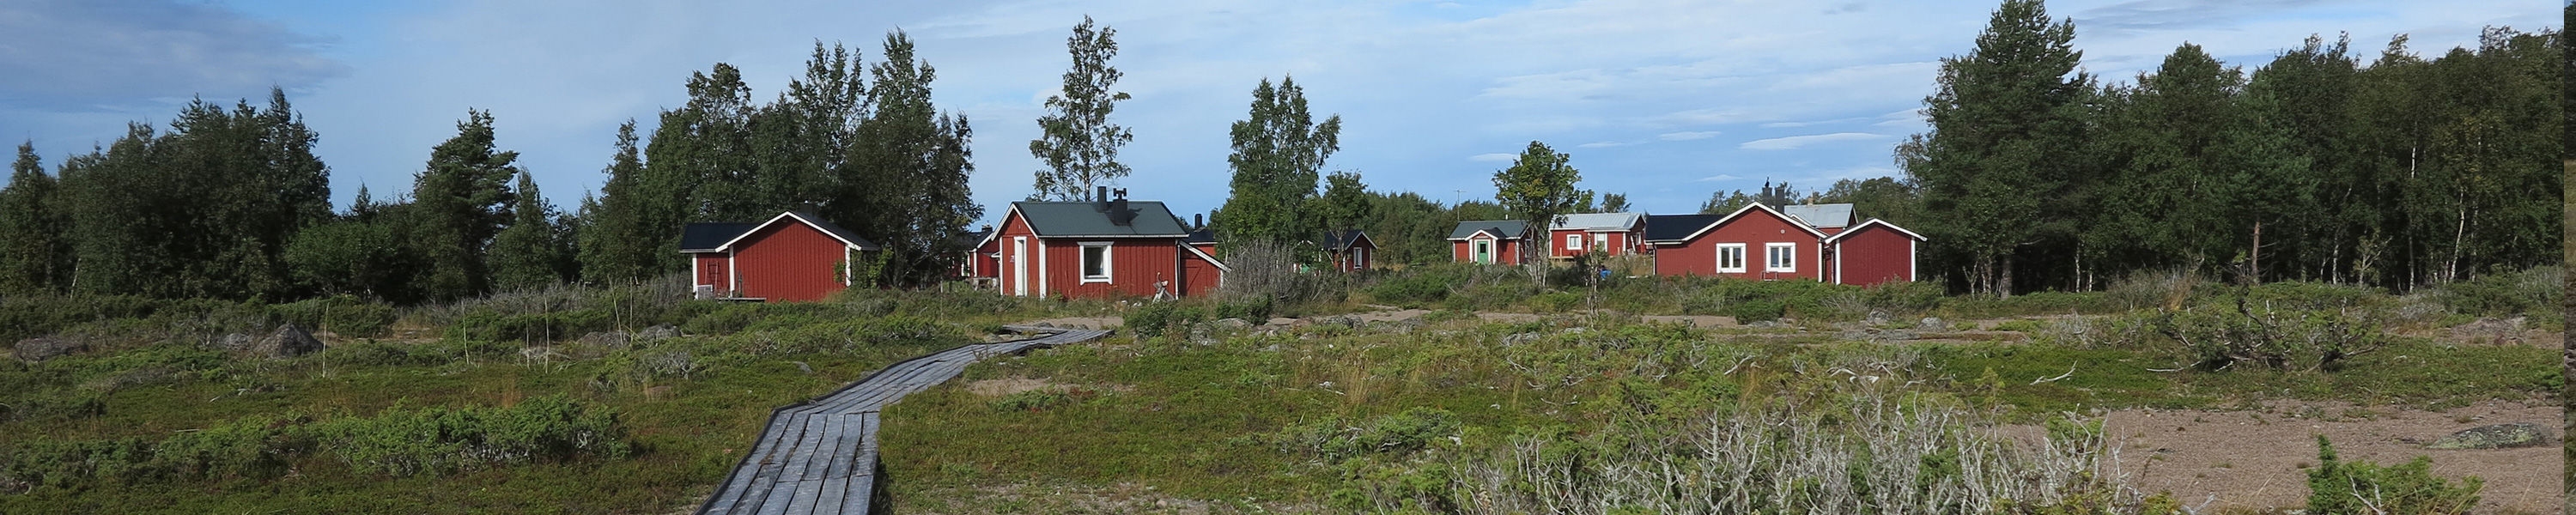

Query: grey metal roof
[679,222,757,252]
[1011,201,1190,237]
[1446,220,1529,240]
[1551,212,1644,231]
[788,210,880,251]
[1642,214,1724,242]
[1780,203,1855,229]
[1185,228,1217,245]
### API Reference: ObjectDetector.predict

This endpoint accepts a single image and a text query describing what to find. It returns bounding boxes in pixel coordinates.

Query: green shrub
[1216,297,1273,322]
[2428,266,2561,320]
[318,395,629,477]
[1528,292,1584,312]
[1727,300,1786,323]
[267,295,397,337]
[323,340,446,367]
[1270,407,1461,464]
[0,391,106,422]
[1992,319,2045,333]
[2306,435,2480,514]
[987,388,1099,413]
[1366,268,1462,307]
[1123,302,1208,338]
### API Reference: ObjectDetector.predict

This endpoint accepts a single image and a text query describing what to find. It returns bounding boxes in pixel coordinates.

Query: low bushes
[2307,435,2481,514]
[0,395,629,489]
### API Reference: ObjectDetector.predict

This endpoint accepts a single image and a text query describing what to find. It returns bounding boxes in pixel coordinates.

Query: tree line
[0,31,979,304]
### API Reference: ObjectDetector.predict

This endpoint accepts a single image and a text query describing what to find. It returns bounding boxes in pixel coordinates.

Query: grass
[0,267,2556,513]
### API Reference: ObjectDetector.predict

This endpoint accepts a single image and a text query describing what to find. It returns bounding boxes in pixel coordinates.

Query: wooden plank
[698,327,1110,515]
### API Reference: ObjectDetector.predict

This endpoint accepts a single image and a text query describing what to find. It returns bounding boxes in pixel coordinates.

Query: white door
[1012,237,1030,296]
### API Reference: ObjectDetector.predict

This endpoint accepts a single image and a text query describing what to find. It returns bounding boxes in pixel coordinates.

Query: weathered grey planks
[696,327,1110,515]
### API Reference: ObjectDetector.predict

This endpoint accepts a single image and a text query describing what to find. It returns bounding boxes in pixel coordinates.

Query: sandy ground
[2104,400,2560,513]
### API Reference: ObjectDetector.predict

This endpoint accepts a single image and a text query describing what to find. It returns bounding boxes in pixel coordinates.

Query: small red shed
[680,211,881,302]
[992,188,1227,300]
[1822,218,1926,286]
[1448,221,1528,264]
[1546,212,1645,259]
[1320,229,1376,271]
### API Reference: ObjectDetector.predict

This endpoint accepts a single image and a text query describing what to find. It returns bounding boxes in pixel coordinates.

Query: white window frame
[1564,233,1583,251]
[1715,243,1747,273]
[1079,241,1113,283]
[1591,233,1609,252]
[1473,239,1494,264]
[1765,242,1797,273]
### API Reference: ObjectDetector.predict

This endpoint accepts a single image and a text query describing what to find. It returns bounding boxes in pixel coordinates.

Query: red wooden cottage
[956,227,999,288]
[1641,203,1924,284]
[1448,220,1529,264]
[1546,212,1645,259]
[1320,229,1376,271]
[1644,203,1826,280]
[987,188,1229,300]
[680,211,882,302]
[1821,218,1925,286]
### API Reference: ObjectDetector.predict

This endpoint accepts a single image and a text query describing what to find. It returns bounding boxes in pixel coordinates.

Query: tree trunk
[2249,221,2262,285]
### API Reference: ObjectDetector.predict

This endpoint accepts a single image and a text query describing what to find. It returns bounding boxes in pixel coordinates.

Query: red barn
[992,189,1227,300]
[680,211,881,302]
[1546,212,1645,259]
[1448,220,1529,264]
[1320,229,1376,271]
[1822,218,1926,286]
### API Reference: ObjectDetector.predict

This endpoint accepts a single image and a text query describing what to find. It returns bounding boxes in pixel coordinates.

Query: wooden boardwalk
[696,326,1110,515]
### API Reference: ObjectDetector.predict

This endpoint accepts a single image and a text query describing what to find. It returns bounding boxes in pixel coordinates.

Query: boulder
[635,324,681,342]
[2425,422,2549,449]
[257,324,327,358]
[1865,311,1892,325]
[213,332,257,352]
[1918,317,1945,330]
[12,337,86,362]
[1500,332,1543,346]
[1209,318,1254,330]
[577,330,632,348]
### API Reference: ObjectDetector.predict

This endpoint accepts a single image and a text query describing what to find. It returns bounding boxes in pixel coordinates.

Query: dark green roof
[1011,201,1190,237]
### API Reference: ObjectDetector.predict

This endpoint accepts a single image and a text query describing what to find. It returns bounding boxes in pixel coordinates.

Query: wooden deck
[695,326,1111,515]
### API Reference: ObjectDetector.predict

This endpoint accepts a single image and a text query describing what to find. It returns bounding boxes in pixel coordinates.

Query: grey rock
[1317,315,1363,327]
[1918,317,1944,330]
[2426,422,2549,450]
[1210,318,1254,330]
[258,324,327,358]
[13,337,86,362]
[1501,332,1543,346]
[1865,311,1891,324]
[577,330,632,348]
[1561,327,1590,335]
[1746,320,1786,329]
[635,324,681,342]
[214,332,257,352]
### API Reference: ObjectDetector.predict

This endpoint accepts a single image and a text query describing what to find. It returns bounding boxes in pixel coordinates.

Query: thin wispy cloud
[1740,132,1888,150]
[1658,130,1722,141]
[1698,173,1741,182]
[1468,153,1517,162]
[0,0,347,112]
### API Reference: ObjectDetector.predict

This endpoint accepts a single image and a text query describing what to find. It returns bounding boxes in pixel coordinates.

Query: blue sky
[0,0,2554,226]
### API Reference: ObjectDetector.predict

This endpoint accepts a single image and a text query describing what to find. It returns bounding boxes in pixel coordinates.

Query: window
[1716,244,1747,273]
[1080,242,1112,283]
[1565,233,1583,251]
[1766,243,1796,272]
[1591,233,1609,252]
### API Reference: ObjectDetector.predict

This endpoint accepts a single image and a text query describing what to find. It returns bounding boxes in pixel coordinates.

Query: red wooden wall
[1651,209,1820,281]
[1831,224,1916,286]
[732,221,851,302]
[1548,229,1639,258]
[1181,248,1224,296]
[694,254,732,292]
[1450,236,1521,264]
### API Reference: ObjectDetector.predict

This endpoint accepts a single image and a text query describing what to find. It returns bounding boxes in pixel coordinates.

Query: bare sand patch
[2104,399,2559,513]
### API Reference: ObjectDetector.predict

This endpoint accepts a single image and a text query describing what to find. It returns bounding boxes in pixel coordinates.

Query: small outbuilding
[1546,212,1646,259]
[1448,220,1529,264]
[989,187,1228,300]
[681,211,881,302]
[1319,229,1376,271]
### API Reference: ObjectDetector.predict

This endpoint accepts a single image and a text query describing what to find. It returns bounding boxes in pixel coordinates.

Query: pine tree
[1905,0,2088,296]
[1030,16,1133,201]
[410,110,521,300]
[489,171,568,291]
[1320,171,1371,233]
[578,120,661,283]
[843,31,979,287]
[0,142,70,294]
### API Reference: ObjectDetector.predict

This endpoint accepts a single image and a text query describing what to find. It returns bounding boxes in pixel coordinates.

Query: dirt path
[2105,400,2559,513]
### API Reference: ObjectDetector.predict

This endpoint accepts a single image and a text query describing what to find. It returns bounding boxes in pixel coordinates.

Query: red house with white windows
[985,188,1228,300]
[681,211,882,302]
[1642,203,1924,285]
[1546,212,1645,259]
[1320,229,1376,271]
[1448,220,1529,264]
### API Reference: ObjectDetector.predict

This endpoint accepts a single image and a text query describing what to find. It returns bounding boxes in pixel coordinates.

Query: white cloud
[1697,174,1741,182]
[1468,153,1517,162]
[1740,132,1889,150]
[1658,130,1722,141]
[1577,141,1637,148]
